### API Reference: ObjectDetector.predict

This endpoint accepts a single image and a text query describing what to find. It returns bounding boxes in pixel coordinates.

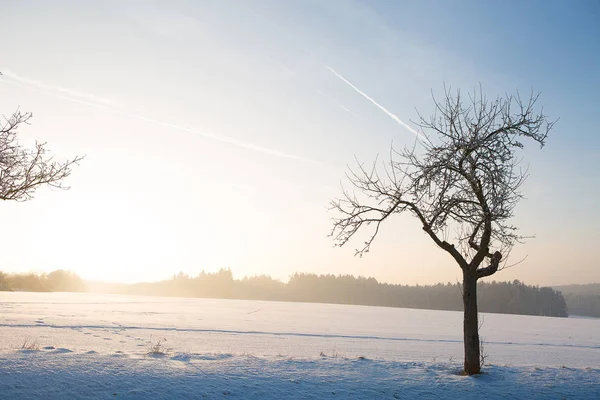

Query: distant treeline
[0,270,85,292]
[553,284,600,318]
[120,269,569,318]
[6,269,597,319]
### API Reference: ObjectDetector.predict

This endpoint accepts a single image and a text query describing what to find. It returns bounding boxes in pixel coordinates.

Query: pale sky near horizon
[0,0,598,286]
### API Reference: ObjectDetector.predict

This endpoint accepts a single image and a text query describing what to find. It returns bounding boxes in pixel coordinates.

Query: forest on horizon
[2,268,592,318]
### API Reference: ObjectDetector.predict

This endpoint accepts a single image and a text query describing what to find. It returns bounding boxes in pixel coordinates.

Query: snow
[1,292,599,399]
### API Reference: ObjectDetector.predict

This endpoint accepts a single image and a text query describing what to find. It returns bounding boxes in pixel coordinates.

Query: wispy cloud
[0,70,321,165]
[325,65,426,141]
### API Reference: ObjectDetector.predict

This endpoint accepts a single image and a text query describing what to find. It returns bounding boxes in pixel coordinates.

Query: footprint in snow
[103,338,112,341]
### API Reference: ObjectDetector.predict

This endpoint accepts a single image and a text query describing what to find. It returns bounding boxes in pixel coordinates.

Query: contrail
[325,65,426,141]
[1,70,117,107]
[338,104,352,114]
[0,70,322,165]
[314,88,355,116]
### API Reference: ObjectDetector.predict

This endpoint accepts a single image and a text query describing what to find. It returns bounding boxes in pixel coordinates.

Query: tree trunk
[462,270,481,375]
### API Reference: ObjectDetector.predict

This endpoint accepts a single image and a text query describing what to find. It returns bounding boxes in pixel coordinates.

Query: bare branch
[498,254,529,272]
[476,251,502,279]
[0,108,84,202]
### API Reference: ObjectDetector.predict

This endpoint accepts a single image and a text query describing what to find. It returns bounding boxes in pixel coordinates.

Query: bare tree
[330,87,555,375]
[1,108,83,201]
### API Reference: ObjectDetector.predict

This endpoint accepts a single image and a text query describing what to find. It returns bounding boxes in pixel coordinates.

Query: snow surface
[1,292,599,399]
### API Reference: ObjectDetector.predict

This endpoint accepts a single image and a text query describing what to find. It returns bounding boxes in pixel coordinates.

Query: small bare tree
[330,87,554,375]
[1,108,83,201]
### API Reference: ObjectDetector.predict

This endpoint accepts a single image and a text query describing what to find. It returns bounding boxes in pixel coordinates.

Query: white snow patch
[0,292,598,399]
[1,350,598,399]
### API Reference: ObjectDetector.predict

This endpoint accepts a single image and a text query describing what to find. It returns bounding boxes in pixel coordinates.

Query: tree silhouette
[330,87,555,375]
[1,108,83,201]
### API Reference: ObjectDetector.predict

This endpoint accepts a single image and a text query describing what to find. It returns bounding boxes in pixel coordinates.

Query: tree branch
[0,109,83,202]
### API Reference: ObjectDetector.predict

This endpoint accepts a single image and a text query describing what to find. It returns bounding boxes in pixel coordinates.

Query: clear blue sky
[0,0,598,285]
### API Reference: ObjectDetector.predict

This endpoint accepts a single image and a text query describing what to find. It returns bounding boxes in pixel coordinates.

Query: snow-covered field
[1,292,598,399]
